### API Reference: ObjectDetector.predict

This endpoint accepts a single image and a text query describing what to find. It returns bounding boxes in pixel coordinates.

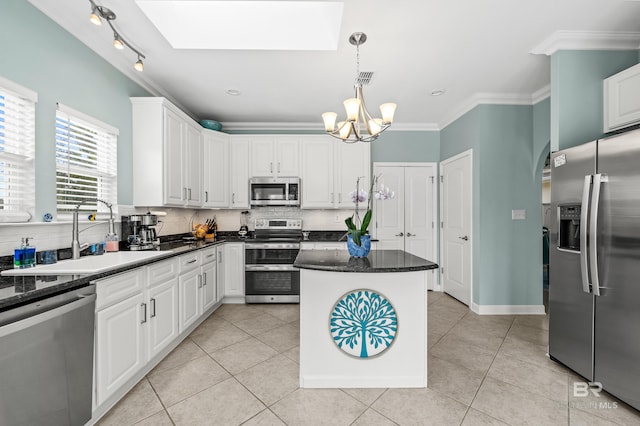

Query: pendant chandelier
[322,32,396,143]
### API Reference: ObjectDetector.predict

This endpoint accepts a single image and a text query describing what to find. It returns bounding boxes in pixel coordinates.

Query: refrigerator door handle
[590,173,607,296]
[580,175,592,294]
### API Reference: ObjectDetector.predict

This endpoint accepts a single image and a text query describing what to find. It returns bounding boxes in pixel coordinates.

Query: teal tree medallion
[329,289,398,358]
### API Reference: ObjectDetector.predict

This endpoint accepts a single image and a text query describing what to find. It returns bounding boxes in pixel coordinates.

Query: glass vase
[347,234,371,258]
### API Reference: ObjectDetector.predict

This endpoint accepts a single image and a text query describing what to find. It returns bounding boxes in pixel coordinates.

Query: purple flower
[350,189,368,203]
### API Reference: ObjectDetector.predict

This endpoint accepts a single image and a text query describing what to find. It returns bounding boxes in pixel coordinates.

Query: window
[0,76,36,221]
[55,103,118,217]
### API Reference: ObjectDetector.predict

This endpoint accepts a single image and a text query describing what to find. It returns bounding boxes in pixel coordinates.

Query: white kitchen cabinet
[94,269,147,406]
[604,63,640,132]
[201,248,217,312]
[146,259,179,359]
[223,242,245,302]
[373,163,438,289]
[131,97,203,208]
[250,136,299,177]
[301,136,334,208]
[178,252,202,333]
[202,130,230,208]
[230,137,250,208]
[300,136,370,209]
[216,245,225,303]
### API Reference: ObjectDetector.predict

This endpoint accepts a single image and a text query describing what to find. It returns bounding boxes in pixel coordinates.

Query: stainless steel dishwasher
[0,284,96,426]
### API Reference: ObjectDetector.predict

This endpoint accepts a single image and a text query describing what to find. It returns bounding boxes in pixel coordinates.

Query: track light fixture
[88,0,146,72]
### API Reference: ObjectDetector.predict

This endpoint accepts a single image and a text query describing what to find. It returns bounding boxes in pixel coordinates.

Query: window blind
[0,79,36,220]
[55,103,118,216]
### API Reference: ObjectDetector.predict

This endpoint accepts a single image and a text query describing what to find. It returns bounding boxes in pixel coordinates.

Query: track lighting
[134,57,144,72]
[88,0,147,72]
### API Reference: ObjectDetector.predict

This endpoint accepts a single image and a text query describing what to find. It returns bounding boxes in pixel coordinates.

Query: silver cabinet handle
[270,162,273,173]
[580,175,591,294]
[198,274,203,288]
[186,258,197,264]
[395,232,404,237]
[188,188,192,200]
[141,303,147,324]
[150,298,156,318]
[206,253,215,259]
[590,173,606,297]
[278,162,281,173]
[459,236,469,241]
[205,191,208,202]
[407,232,414,237]
[232,193,236,204]
[203,272,207,286]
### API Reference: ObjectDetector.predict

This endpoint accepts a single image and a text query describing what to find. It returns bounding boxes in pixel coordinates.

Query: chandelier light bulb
[368,118,383,136]
[322,112,337,132]
[337,121,351,140]
[380,103,397,124]
[134,58,144,72]
[344,98,361,122]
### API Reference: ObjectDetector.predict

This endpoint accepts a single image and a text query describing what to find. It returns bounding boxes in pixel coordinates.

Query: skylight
[135,1,344,50]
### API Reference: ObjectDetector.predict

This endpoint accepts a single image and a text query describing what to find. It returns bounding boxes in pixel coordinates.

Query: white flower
[350,189,368,203]
[374,185,395,200]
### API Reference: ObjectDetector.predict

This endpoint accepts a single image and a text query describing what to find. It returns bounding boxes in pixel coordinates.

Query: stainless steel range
[245,218,302,303]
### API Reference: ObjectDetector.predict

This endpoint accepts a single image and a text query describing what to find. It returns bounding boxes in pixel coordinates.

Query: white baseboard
[471,303,546,315]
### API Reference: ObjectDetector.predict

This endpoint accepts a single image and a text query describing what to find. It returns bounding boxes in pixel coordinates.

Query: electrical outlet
[512,209,526,220]
[334,214,341,223]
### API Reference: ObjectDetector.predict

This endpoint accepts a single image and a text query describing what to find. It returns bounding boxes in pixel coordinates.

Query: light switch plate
[512,209,526,220]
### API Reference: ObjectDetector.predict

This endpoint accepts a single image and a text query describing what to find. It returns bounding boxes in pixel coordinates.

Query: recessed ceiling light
[226,89,241,96]
[135,1,344,50]
[431,89,446,96]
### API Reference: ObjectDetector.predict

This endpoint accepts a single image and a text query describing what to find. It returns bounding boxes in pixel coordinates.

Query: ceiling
[28,0,640,131]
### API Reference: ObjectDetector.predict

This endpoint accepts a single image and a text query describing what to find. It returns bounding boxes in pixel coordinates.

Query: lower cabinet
[216,245,225,303]
[222,242,245,301]
[201,249,217,312]
[178,268,202,333]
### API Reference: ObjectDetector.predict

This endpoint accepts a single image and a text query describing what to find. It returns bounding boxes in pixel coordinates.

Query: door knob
[407,232,414,237]
[395,232,404,237]
[459,235,469,241]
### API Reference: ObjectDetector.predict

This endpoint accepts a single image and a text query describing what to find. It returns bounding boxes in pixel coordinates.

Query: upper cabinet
[131,97,205,207]
[249,136,299,177]
[202,130,230,208]
[300,136,370,209]
[604,63,640,132]
[229,137,250,209]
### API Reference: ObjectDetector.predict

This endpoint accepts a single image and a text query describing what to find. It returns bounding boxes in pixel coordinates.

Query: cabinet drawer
[95,269,145,310]
[201,247,217,264]
[147,258,178,288]
[178,252,201,273]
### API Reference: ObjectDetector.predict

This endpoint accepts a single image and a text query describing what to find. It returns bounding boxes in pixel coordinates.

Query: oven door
[245,243,299,264]
[245,265,300,303]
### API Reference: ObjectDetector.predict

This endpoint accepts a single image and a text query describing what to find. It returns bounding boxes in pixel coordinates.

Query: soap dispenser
[14,237,36,269]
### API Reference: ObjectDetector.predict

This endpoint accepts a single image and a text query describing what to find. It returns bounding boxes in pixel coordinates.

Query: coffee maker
[121,214,160,250]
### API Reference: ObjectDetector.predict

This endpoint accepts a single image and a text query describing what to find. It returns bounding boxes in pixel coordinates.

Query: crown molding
[221,122,440,132]
[532,85,551,104]
[530,30,640,56]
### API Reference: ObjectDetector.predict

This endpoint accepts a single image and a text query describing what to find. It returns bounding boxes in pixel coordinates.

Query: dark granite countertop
[0,238,225,312]
[294,249,438,273]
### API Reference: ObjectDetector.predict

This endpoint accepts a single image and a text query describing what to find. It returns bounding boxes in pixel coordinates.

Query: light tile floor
[97,292,640,426]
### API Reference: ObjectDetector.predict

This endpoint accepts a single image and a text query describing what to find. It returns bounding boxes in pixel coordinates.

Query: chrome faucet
[71,199,115,259]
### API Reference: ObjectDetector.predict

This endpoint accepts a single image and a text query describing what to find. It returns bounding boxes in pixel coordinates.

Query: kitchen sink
[1,251,173,276]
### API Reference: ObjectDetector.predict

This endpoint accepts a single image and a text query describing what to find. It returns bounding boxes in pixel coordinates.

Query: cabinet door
[185,124,203,207]
[230,138,250,208]
[202,131,230,208]
[604,63,640,131]
[301,137,334,208]
[216,245,225,303]
[178,269,202,333]
[164,108,185,206]
[201,261,217,311]
[335,141,370,208]
[250,137,275,177]
[147,278,179,359]
[95,293,146,406]
[224,243,245,297]
[275,138,299,177]
[373,166,405,247]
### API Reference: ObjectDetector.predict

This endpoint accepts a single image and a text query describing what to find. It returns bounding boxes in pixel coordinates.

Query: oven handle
[245,265,299,272]
[245,243,300,249]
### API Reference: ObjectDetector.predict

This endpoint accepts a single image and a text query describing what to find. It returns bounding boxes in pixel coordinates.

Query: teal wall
[0,0,150,220]
[441,105,542,307]
[533,97,551,176]
[371,131,440,163]
[550,50,638,151]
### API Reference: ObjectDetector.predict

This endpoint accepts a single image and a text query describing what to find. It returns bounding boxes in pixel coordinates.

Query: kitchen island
[294,249,438,388]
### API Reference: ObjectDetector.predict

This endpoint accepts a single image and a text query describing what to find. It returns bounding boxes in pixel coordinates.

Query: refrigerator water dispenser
[558,205,581,251]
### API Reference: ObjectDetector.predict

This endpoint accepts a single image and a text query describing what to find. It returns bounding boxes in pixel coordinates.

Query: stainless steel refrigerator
[549,127,640,410]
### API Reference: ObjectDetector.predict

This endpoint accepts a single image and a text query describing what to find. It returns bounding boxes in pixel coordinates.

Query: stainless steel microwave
[250,177,300,206]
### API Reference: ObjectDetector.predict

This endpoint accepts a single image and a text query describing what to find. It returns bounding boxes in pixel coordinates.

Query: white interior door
[373,166,405,250]
[404,166,436,288]
[440,150,472,305]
